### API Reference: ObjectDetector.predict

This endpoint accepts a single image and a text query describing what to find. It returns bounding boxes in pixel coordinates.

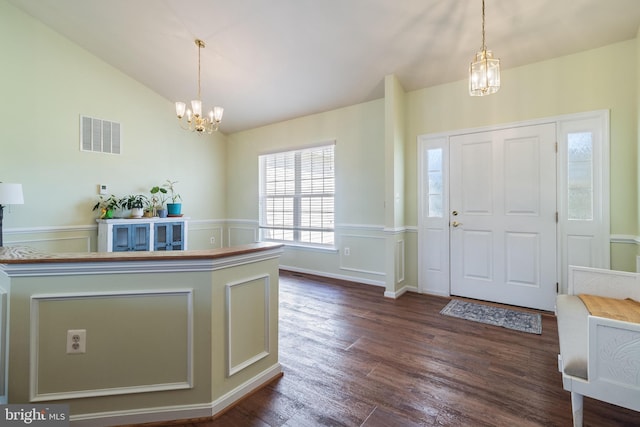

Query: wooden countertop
[0,242,283,264]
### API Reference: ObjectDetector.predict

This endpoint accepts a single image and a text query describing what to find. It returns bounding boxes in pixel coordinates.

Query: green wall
[0,0,227,251]
[228,37,639,287]
[1,0,638,282]
[406,39,638,272]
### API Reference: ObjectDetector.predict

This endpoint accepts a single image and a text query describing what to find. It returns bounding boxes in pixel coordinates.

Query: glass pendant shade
[469,49,500,96]
[175,102,186,118]
[213,106,224,122]
[191,99,202,117]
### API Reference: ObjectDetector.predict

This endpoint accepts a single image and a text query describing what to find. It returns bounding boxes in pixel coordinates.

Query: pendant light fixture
[469,0,500,96]
[175,39,224,133]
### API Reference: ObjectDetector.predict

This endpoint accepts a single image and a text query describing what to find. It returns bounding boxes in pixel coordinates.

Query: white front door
[449,124,557,311]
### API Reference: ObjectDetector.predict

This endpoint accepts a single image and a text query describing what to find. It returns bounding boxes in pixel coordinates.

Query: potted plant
[143,197,155,218]
[121,194,147,218]
[92,195,121,219]
[150,185,168,218]
[163,179,182,216]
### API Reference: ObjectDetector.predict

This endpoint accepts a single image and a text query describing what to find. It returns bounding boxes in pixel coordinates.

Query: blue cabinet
[112,223,150,252]
[97,218,188,252]
[154,222,184,251]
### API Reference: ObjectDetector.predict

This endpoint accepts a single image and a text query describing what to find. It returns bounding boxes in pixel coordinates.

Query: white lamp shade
[0,183,24,205]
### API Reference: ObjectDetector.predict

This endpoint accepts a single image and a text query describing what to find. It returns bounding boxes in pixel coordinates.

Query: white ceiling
[8,0,640,133]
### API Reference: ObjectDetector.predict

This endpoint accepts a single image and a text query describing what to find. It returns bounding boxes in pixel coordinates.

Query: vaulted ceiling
[9,0,640,133]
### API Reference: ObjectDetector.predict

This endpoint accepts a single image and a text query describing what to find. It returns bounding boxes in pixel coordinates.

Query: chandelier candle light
[469,0,500,96]
[175,39,224,134]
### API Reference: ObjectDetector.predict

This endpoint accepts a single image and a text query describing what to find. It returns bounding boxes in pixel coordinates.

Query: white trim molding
[225,274,271,377]
[30,289,194,402]
[69,364,282,427]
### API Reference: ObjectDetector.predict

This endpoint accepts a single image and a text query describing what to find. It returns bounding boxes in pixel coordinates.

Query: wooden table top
[0,242,283,264]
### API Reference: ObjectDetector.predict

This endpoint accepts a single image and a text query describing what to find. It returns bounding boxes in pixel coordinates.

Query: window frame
[258,142,335,249]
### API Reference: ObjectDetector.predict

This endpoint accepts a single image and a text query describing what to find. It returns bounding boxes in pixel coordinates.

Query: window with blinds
[259,143,335,247]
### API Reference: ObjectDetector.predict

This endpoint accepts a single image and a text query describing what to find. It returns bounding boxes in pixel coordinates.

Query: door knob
[451,221,462,228]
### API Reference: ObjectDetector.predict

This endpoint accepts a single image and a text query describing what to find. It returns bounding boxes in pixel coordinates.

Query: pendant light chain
[196,39,203,101]
[481,0,486,52]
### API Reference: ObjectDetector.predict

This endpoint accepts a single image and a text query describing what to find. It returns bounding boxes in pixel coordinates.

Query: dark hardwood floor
[141,271,640,427]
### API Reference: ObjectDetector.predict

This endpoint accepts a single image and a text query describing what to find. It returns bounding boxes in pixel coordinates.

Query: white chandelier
[175,39,224,133]
[469,0,500,96]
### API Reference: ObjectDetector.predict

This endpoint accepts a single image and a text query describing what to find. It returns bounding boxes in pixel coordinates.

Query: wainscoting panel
[226,275,270,376]
[228,226,258,247]
[30,290,193,401]
[395,239,405,283]
[8,236,92,253]
[340,234,385,276]
[186,221,224,249]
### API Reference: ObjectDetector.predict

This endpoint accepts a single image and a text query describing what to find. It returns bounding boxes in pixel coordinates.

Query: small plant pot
[167,203,182,216]
[130,207,144,218]
[157,209,168,218]
[102,209,114,219]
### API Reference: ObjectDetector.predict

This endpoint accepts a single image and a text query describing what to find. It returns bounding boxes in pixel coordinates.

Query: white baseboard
[279,265,385,287]
[384,284,419,299]
[70,363,282,427]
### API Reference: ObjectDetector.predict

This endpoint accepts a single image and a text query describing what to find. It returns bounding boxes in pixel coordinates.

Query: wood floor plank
[130,271,640,427]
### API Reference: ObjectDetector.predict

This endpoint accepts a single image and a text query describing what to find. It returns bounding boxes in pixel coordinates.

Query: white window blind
[259,143,335,247]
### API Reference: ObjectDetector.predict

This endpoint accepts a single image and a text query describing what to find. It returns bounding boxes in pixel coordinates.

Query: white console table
[97,217,188,252]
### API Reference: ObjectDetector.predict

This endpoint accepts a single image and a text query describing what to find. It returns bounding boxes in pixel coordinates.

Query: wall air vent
[80,115,121,154]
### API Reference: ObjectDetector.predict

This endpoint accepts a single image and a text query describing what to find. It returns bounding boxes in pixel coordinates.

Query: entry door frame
[418,110,610,299]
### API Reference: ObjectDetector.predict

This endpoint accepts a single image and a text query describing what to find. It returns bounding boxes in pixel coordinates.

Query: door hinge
[555,212,558,223]
[556,282,559,293]
[555,142,558,152]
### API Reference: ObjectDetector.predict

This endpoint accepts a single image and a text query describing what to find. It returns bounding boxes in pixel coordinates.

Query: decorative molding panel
[340,234,385,276]
[226,275,270,376]
[29,289,193,401]
[8,236,91,253]
[227,226,258,247]
[395,239,405,283]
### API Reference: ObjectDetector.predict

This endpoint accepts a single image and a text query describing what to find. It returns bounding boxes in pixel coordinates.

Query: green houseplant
[150,185,168,218]
[92,195,121,219]
[121,194,147,218]
[163,179,182,216]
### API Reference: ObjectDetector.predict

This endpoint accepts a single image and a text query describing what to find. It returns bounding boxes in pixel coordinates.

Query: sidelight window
[567,132,593,220]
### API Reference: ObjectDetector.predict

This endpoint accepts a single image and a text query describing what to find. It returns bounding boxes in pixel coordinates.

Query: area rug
[440,299,542,334]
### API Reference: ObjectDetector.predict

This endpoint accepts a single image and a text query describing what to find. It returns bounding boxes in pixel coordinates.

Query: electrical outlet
[66,329,86,354]
[99,184,108,195]
[210,236,216,245]
[344,247,350,256]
